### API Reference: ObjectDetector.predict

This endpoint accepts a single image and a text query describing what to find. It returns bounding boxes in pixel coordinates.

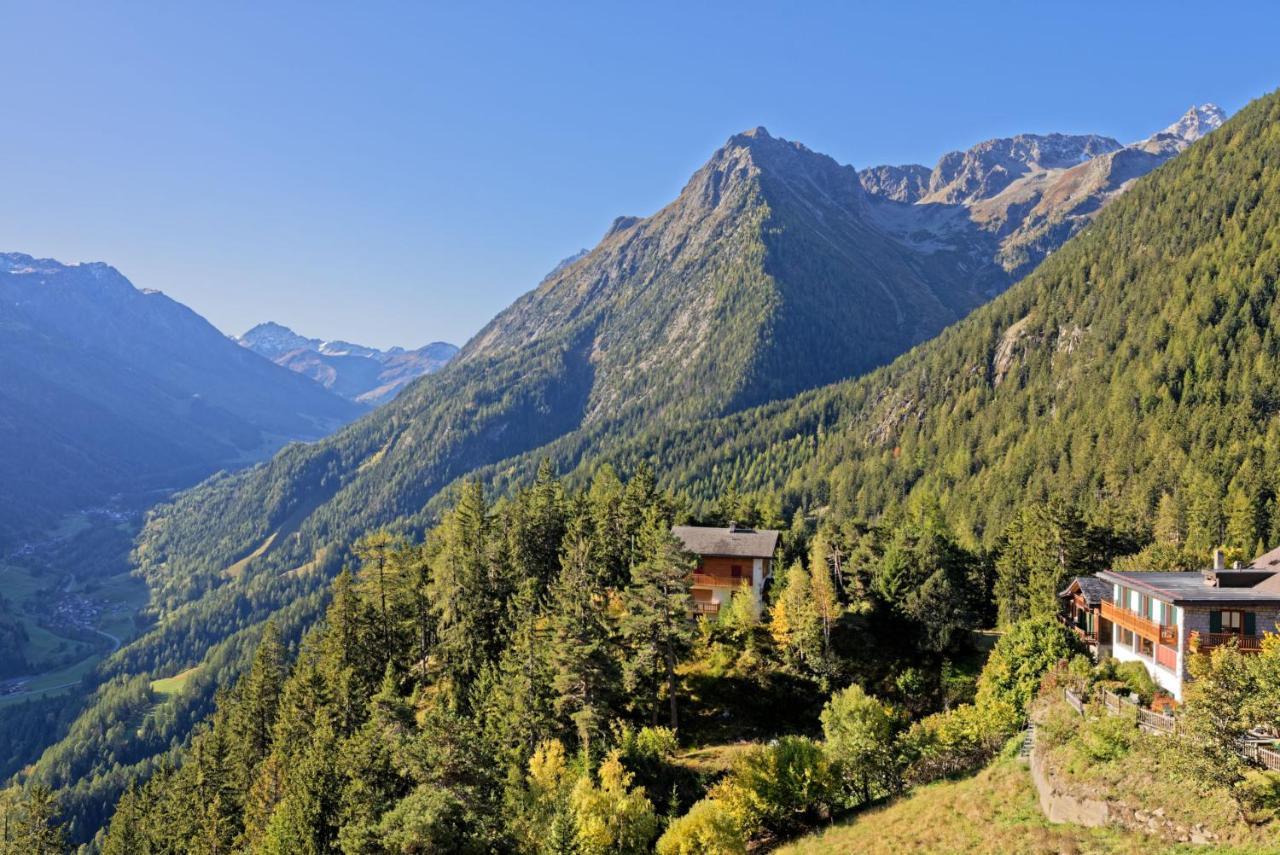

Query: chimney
[1213,548,1226,571]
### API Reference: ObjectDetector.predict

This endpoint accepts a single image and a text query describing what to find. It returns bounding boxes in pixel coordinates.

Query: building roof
[672,525,780,559]
[1059,575,1113,606]
[1254,544,1280,570]
[1097,569,1280,606]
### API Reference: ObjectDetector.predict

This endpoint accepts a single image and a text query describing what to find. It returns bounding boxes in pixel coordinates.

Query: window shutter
[1209,610,1222,633]
[1245,612,1257,636]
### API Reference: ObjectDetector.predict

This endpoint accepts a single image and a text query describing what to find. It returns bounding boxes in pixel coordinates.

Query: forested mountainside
[551,90,1280,556]
[0,255,363,545]
[236,322,458,405]
[130,126,1017,608]
[859,105,1225,278]
[6,96,1247,845]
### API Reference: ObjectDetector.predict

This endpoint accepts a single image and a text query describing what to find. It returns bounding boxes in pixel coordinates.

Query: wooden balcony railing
[1058,613,1098,644]
[692,573,749,589]
[693,601,720,616]
[1189,631,1264,653]
[1101,600,1177,645]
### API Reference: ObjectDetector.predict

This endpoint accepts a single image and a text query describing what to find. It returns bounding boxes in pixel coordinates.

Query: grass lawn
[150,666,202,698]
[774,758,1261,855]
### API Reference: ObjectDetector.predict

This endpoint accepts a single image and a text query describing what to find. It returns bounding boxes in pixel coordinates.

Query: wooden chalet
[671,523,779,617]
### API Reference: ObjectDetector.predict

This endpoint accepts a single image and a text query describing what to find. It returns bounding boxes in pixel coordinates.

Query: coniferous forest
[7,14,1280,853]
[84,464,1099,854]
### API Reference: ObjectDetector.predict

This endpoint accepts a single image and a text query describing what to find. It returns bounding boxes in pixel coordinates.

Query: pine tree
[336,666,414,854]
[228,623,287,798]
[13,784,67,855]
[259,711,342,855]
[620,509,695,729]
[430,481,507,706]
[548,529,618,753]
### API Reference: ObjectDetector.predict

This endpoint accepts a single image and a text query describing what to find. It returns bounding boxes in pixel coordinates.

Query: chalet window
[730,565,743,578]
[1222,610,1243,633]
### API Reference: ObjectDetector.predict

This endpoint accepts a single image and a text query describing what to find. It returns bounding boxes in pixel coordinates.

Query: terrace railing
[691,573,750,589]
[1188,631,1265,653]
[1101,601,1176,645]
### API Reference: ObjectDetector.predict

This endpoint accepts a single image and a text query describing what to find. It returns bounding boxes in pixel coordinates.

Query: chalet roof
[1253,544,1280,570]
[1097,569,1280,606]
[1059,575,1112,606]
[672,525,780,559]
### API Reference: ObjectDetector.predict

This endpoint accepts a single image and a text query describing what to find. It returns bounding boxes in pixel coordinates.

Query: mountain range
[236,322,458,405]
[0,255,363,545]
[9,97,1247,841]
[858,104,1226,277]
[128,105,1225,608]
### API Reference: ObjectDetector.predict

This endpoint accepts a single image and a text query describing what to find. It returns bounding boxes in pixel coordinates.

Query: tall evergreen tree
[547,527,618,753]
[620,510,695,729]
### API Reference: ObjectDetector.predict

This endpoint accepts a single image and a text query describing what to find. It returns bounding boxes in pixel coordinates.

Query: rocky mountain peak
[1150,103,1227,144]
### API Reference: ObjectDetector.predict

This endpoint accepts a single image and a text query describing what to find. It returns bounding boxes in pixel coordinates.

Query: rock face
[237,323,458,405]
[859,105,1227,278]
[0,254,363,543]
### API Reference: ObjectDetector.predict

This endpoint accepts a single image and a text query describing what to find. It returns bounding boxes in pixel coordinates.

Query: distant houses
[672,523,779,617]
[1062,549,1280,702]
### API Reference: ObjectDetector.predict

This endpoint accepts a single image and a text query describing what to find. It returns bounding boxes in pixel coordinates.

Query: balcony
[1189,631,1264,653]
[693,601,720,617]
[1058,613,1097,644]
[1101,600,1177,645]
[692,573,750,589]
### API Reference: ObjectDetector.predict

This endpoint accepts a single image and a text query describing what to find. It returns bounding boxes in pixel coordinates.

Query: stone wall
[1029,744,1221,845]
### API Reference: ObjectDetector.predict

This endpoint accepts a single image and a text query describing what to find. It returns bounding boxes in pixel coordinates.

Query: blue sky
[2,2,1276,348]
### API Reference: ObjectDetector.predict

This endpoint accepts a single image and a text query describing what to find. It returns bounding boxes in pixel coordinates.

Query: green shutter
[1209,610,1222,633]
[1245,612,1257,636]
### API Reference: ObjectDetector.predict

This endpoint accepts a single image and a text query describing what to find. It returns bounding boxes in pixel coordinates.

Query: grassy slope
[777,759,1251,855]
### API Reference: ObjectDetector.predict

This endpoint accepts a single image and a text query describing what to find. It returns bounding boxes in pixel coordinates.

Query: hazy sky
[2,2,1276,348]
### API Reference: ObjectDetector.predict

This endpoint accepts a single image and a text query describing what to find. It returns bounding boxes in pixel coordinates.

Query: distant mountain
[0,254,363,544]
[859,105,1226,277]
[236,322,457,405]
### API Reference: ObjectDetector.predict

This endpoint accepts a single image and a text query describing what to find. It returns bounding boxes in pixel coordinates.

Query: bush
[713,736,837,839]
[1075,709,1136,764]
[820,684,899,805]
[976,617,1074,719]
[1035,700,1083,751]
[569,752,659,855]
[898,698,1020,786]
[1112,661,1160,706]
[1236,770,1280,822]
[655,798,746,855]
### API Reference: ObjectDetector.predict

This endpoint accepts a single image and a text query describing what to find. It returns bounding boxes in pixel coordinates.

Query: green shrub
[898,698,1019,786]
[1235,769,1280,822]
[820,684,899,805]
[1036,700,1083,750]
[713,736,836,838]
[1113,661,1159,706]
[1075,710,1136,764]
[655,798,746,855]
[976,618,1074,719]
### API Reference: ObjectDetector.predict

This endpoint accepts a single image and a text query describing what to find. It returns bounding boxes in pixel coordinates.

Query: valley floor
[774,758,1267,855]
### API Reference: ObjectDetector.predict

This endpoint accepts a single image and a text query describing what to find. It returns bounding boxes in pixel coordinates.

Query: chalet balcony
[1058,613,1097,644]
[1101,600,1177,645]
[1188,631,1265,653]
[693,601,720,617]
[692,573,750,589]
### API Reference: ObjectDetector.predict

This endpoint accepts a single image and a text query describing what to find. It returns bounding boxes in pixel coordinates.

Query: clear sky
[2,2,1276,349]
